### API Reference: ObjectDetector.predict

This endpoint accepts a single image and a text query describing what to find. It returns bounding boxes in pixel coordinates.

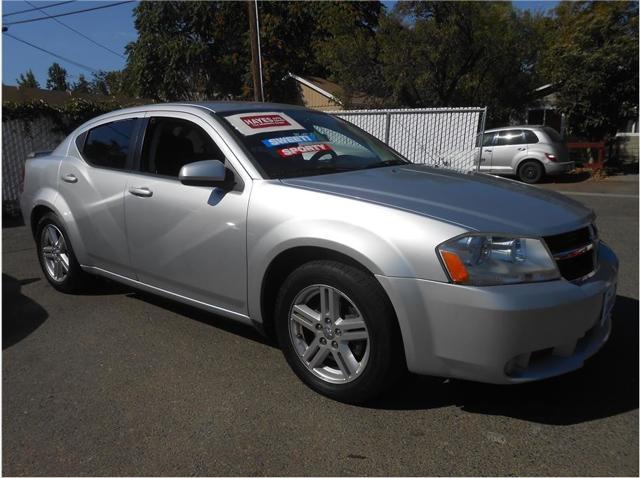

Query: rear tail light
[545,153,557,162]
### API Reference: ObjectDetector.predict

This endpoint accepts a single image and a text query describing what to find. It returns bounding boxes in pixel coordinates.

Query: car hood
[280,165,594,236]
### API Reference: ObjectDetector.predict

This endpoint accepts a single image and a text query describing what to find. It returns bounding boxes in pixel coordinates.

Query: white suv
[478,126,575,183]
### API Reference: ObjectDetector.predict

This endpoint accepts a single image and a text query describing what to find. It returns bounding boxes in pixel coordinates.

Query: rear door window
[82,119,137,169]
[494,130,526,146]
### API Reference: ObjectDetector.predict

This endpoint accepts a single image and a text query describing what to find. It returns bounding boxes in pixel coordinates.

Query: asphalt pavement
[2,179,638,476]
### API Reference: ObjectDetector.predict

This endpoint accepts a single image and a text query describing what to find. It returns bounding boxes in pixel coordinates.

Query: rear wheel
[36,213,88,293]
[518,160,544,184]
[275,260,403,404]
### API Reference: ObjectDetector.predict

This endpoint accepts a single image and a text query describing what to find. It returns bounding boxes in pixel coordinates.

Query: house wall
[298,84,342,111]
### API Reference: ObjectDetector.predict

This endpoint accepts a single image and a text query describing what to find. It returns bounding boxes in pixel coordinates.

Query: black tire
[517,160,544,184]
[36,212,88,293]
[274,260,404,404]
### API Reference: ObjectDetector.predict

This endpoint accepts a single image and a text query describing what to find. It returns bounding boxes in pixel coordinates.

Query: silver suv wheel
[288,284,370,384]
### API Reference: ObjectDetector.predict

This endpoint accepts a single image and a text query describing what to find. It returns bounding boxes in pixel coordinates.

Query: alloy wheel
[40,224,70,282]
[288,284,370,384]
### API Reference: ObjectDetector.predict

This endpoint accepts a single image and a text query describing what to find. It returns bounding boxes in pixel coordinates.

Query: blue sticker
[262,133,318,148]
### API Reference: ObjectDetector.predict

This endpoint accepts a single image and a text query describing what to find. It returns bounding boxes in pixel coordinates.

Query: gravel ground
[2,185,638,476]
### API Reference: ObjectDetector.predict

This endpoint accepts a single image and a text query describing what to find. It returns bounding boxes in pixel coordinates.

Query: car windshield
[217,109,409,179]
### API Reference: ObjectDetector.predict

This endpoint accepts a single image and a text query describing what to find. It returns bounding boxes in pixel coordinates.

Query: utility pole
[247,0,264,102]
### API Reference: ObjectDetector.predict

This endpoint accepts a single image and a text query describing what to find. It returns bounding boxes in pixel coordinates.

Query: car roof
[105,101,309,116]
[176,101,312,113]
[484,125,547,133]
[78,101,314,128]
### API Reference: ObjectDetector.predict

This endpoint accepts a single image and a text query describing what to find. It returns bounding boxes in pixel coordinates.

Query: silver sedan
[20,103,618,403]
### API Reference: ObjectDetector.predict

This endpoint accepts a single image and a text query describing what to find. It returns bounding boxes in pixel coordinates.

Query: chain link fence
[2,117,66,217]
[330,107,487,172]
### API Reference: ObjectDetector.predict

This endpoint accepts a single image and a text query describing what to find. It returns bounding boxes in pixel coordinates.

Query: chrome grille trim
[543,224,598,283]
[552,242,594,261]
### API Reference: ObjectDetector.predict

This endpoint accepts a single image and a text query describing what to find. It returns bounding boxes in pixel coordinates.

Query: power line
[24,0,125,59]
[4,1,133,26]
[4,32,99,73]
[3,1,75,18]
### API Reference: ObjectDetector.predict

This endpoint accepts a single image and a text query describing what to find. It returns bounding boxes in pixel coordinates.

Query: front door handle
[61,174,77,183]
[484,149,492,153]
[129,187,153,198]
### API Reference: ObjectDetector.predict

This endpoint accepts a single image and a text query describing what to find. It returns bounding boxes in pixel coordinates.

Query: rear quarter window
[524,130,539,143]
[543,127,563,143]
[81,119,137,169]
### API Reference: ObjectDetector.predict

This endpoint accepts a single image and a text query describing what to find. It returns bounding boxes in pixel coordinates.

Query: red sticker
[277,143,333,157]
[240,114,291,129]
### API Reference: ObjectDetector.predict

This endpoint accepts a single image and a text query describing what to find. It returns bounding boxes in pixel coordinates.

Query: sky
[1,0,558,88]
[2,0,138,86]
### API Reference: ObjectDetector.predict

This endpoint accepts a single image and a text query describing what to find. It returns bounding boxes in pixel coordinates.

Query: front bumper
[376,243,618,384]
[545,161,575,175]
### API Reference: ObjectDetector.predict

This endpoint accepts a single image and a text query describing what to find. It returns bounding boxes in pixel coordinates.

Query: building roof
[287,73,381,109]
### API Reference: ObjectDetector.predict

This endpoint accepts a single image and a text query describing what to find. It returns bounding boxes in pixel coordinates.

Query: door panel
[478,132,494,172]
[491,130,527,173]
[58,117,141,278]
[124,112,250,315]
[125,178,248,312]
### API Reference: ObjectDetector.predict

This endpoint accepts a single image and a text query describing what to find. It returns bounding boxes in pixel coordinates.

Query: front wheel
[275,260,404,404]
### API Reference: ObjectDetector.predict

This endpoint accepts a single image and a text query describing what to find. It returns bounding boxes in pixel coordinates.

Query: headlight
[437,234,559,286]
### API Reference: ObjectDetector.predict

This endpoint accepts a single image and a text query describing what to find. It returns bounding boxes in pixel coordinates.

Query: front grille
[543,226,597,282]
[544,227,591,252]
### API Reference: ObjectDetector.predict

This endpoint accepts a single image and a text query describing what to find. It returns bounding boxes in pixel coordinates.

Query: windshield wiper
[363,159,408,169]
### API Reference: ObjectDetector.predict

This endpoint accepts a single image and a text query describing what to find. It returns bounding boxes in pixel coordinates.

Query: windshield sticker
[262,133,319,148]
[226,112,305,136]
[277,143,333,158]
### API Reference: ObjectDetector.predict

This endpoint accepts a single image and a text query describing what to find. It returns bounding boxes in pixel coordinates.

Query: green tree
[90,71,110,95]
[46,62,69,91]
[538,1,639,139]
[72,74,91,94]
[16,69,40,89]
[245,1,381,102]
[90,70,134,97]
[124,1,383,102]
[126,1,248,101]
[251,1,326,102]
[384,2,542,122]
[312,1,385,107]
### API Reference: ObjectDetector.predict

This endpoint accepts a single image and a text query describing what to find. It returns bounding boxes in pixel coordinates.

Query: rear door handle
[61,173,77,183]
[128,187,153,198]
[517,147,526,151]
[484,149,492,153]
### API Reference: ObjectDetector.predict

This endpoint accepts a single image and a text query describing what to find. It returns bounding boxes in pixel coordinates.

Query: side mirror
[179,160,227,186]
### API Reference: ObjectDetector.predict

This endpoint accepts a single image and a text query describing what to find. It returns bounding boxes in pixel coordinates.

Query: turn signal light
[440,251,469,284]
